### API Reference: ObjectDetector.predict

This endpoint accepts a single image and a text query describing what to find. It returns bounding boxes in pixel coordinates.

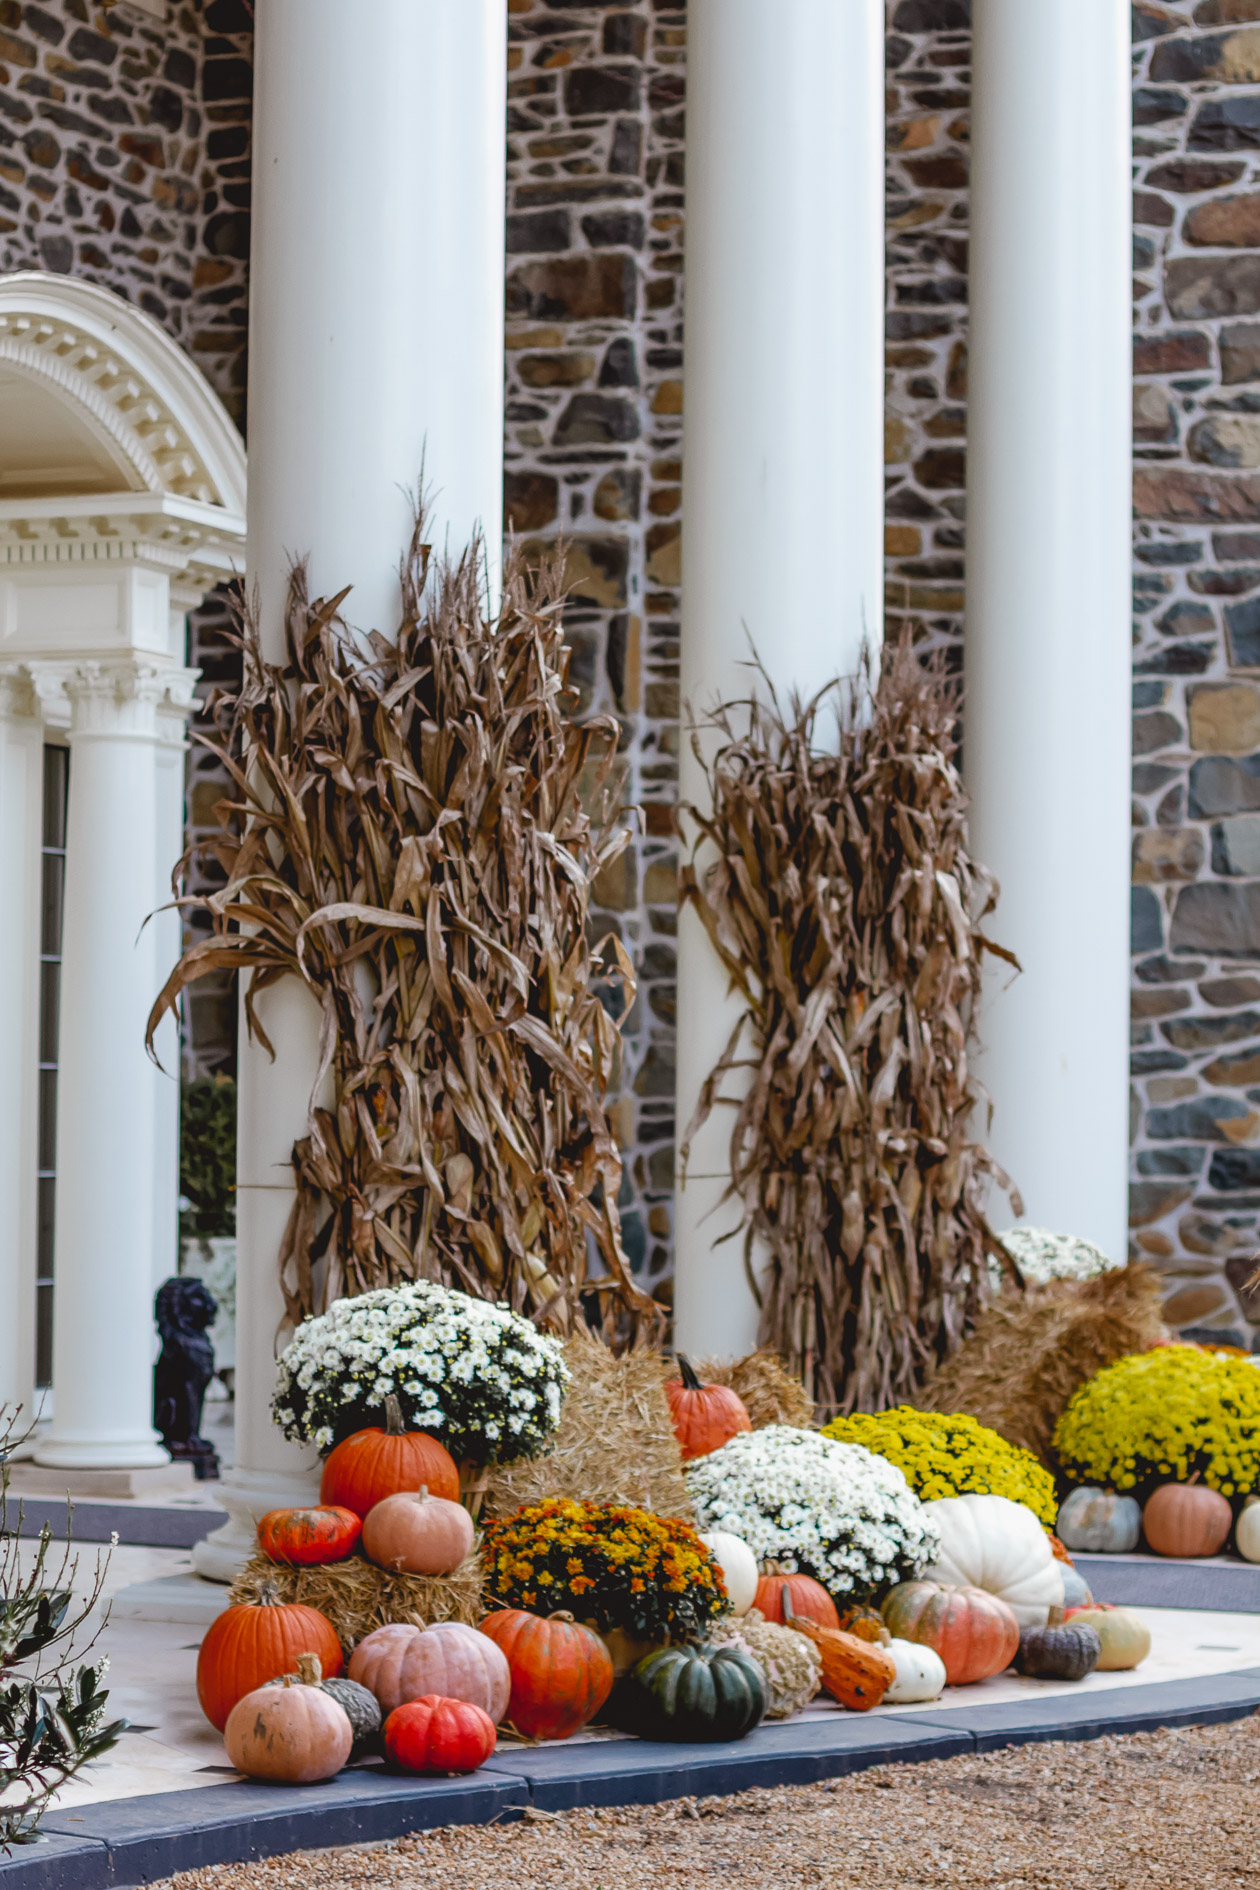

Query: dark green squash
[1013,1611,1101,1683]
[615,1643,766,1743]
[271,1665,381,1758]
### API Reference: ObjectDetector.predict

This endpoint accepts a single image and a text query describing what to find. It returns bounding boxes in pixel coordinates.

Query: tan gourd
[361,1484,474,1576]
[224,1653,352,1784]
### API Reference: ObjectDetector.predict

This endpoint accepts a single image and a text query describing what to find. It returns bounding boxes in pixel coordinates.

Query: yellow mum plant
[1053,1346,1260,1498]
[821,1406,1057,1526]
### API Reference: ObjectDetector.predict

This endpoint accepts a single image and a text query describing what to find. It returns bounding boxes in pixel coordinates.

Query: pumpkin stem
[1047,1606,1065,1627]
[676,1355,704,1392]
[384,1394,405,1436]
[416,1484,429,1503]
[548,1611,576,1623]
[296,1652,324,1686]
[257,1579,283,1607]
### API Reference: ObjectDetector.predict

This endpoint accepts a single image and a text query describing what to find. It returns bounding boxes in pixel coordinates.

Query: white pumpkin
[884,1638,946,1704]
[1236,1495,1260,1564]
[924,1494,1064,1627]
[700,1530,759,1615]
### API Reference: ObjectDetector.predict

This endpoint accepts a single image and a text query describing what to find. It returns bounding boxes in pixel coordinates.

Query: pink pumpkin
[348,1621,510,1723]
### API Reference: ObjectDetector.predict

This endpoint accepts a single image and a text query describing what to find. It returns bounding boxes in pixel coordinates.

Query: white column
[0,677,44,1417]
[673,0,885,1355]
[195,0,507,1579]
[964,0,1132,1263]
[151,668,197,1296]
[35,664,168,1469]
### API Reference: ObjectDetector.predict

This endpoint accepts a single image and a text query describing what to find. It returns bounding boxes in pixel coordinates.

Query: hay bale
[483,1324,691,1521]
[919,1263,1167,1469]
[227,1550,483,1655]
[695,1350,815,1430]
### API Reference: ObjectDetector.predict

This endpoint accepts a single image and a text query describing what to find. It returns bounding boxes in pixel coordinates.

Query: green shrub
[180,1076,236,1239]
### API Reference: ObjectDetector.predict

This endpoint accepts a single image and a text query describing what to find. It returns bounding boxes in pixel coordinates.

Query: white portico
[0,273,245,1477]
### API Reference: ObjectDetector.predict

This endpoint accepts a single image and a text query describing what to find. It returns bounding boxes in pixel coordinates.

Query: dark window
[36,745,67,1390]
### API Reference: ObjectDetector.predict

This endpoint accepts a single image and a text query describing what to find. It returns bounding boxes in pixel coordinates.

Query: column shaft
[37,665,167,1468]
[196,0,507,1578]
[673,0,885,1354]
[0,682,43,1416]
[964,0,1132,1263]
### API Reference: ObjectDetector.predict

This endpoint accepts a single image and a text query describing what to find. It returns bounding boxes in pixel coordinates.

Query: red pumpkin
[664,1357,752,1461]
[753,1570,840,1632]
[479,1608,614,1740]
[880,1581,1019,1687]
[196,1584,344,1732]
[257,1506,362,1568]
[1143,1481,1232,1558]
[384,1695,496,1775]
[320,1394,459,1518]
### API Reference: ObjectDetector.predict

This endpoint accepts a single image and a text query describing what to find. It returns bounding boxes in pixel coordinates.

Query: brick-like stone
[1133,708,1184,754]
[504,470,558,533]
[506,209,571,254]
[1190,413,1260,467]
[1135,467,1260,522]
[1162,1282,1230,1323]
[1136,383,1177,443]
[506,254,637,323]
[1133,885,1165,953]
[1133,828,1205,881]
[1206,1045,1260,1084]
[552,393,640,447]
[517,351,594,388]
[1171,880,1260,956]
[1135,332,1212,376]
[1226,592,1260,662]
[1189,682,1260,751]
[1191,94,1260,147]
[1167,253,1260,318]
[1148,1096,1259,1141]
[1164,1009,1260,1050]
[1209,1147,1260,1189]
[1221,321,1260,384]
[1147,156,1247,190]
[1213,814,1260,876]
[1186,191,1260,247]
[1152,27,1260,83]
[1190,754,1260,815]
[1130,1180,1195,1225]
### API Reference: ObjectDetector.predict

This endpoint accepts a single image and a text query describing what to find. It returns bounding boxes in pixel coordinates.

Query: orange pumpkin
[196,1584,344,1732]
[224,1654,352,1783]
[753,1570,839,1631]
[479,1608,614,1740]
[257,1505,362,1567]
[320,1394,459,1518]
[663,1357,752,1461]
[880,1580,1019,1687]
[362,1486,474,1576]
[1143,1481,1232,1558]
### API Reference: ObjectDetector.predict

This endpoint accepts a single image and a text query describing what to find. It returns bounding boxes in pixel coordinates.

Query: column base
[6,1460,195,1500]
[191,1462,321,1583]
[33,1433,171,1472]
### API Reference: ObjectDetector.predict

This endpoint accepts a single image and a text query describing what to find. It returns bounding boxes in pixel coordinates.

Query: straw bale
[919,1263,1167,1468]
[695,1350,815,1430]
[227,1550,483,1656]
[482,1324,691,1521]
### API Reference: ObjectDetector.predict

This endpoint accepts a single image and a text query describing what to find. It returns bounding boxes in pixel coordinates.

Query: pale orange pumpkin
[348,1621,510,1722]
[361,1486,475,1575]
[1143,1481,1232,1558]
[224,1654,352,1783]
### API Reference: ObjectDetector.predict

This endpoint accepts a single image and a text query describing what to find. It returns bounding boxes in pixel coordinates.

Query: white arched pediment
[0,271,245,513]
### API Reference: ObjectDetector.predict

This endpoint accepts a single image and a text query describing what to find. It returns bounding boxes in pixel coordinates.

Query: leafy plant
[179,1075,236,1239]
[1054,1346,1260,1499]
[0,1411,126,1846]
[679,639,1018,1416]
[149,514,658,1342]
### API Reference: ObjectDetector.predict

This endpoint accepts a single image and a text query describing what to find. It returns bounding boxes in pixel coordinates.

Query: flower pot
[589,1625,665,1678]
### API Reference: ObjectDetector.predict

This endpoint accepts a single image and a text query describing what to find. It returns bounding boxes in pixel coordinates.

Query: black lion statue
[153,1277,220,1481]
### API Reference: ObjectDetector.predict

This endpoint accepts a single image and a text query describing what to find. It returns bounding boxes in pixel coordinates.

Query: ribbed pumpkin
[197,1585,344,1732]
[361,1486,474,1575]
[257,1505,362,1567]
[880,1580,1019,1687]
[664,1357,752,1461]
[384,1695,496,1774]
[781,1597,895,1711]
[320,1395,459,1517]
[348,1620,510,1722]
[1055,1486,1141,1555]
[1237,1495,1260,1563]
[224,1657,352,1783]
[1142,1482,1232,1558]
[752,1569,839,1631]
[267,1658,383,1759]
[1063,1604,1151,1671]
[615,1643,766,1742]
[925,1494,1064,1627]
[479,1609,613,1740]
[1014,1609,1101,1682]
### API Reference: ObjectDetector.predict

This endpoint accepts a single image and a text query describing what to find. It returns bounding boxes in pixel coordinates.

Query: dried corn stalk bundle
[149,516,659,1341]
[679,639,1019,1416]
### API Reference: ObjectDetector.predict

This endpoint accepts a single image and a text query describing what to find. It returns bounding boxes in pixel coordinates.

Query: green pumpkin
[272,1671,381,1758]
[1013,1619,1101,1683]
[617,1643,766,1743]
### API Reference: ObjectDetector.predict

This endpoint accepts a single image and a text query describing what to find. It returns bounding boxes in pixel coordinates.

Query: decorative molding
[0,659,200,737]
[0,275,247,517]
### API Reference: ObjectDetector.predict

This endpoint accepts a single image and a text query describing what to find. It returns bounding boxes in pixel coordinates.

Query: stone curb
[1073,1551,1260,1611]
[1,1668,1256,1889]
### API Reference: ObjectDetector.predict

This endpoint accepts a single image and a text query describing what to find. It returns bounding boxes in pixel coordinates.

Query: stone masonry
[10,0,1260,1332]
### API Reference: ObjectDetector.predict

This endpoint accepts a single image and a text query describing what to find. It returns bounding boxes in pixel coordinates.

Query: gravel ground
[159,1714,1260,1889]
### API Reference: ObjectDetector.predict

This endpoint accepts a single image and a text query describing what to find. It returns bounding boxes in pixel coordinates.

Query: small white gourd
[884,1638,946,1704]
[1236,1495,1260,1564]
[699,1530,759,1615]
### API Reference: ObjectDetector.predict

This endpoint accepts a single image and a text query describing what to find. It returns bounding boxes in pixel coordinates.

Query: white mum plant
[272,1281,569,1465]
[992,1227,1118,1291]
[684,1425,940,1602]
